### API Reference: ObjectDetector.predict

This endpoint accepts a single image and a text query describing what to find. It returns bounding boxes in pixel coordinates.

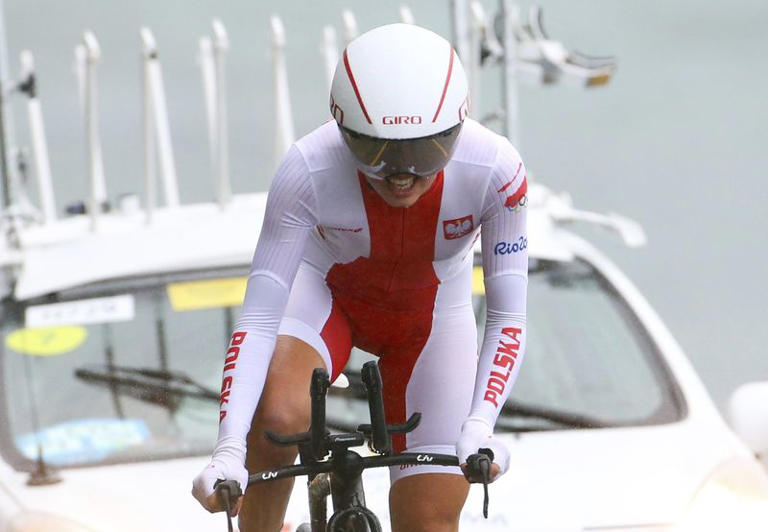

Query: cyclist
[193,23,528,531]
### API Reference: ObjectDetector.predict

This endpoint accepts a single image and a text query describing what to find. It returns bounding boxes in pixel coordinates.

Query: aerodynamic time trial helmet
[330,23,469,178]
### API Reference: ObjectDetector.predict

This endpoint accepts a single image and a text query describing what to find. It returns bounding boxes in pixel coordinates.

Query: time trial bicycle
[215,361,493,532]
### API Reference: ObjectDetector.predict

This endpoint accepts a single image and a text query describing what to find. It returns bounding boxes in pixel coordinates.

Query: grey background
[3,0,766,410]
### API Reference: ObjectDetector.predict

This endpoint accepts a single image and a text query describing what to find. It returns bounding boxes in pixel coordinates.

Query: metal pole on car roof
[450,0,471,66]
[468,1,486,120]
[140,27,180,208]
[211,19,231,208]
[19,51,56,224]
[142,31,157,224]
[340,10,358,46]
[199,36,217,196]
[399,5,415,24]
[270,16,295,172]
[82,31,106,231]
[320,26,338,97]
[499,0,521,148]
[0,0,16,214]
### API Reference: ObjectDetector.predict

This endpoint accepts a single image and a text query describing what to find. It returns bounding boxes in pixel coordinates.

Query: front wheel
[327,506,382,532]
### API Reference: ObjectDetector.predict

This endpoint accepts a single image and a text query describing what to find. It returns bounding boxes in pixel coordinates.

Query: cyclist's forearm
[216,274,288,449]
[469,274,528,427]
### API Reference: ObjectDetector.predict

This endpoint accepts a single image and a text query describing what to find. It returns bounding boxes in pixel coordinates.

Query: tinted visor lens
[340,123,462,177]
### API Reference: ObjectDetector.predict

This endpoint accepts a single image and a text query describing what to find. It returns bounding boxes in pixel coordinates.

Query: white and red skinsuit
[217,117,528,482]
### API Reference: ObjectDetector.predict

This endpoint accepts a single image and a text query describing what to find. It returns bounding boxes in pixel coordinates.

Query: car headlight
[680,458,768,532]
[8,511,96,532]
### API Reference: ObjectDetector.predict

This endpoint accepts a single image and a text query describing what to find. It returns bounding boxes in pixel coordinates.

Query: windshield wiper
[74,364,219,411]
[499,400,610,430]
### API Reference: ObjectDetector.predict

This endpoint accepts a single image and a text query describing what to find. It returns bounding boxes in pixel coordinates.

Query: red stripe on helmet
[431,45,455,123]
[343,49,373,125]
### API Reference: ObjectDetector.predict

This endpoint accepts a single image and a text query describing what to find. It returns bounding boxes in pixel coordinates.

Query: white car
[1,183,767,532]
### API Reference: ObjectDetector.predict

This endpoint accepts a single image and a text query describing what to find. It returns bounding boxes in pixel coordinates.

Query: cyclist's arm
[215,144,318,459]
[471,139,528,432]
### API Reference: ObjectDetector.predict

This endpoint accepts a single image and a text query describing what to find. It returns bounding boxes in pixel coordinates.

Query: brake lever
[466,448,494,518]
[214,479,242,532]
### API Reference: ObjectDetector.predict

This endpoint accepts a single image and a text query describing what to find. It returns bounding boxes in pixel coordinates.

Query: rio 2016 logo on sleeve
[494,236,528,255]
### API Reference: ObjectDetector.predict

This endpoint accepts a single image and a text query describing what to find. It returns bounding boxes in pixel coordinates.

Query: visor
[339,123,462,178]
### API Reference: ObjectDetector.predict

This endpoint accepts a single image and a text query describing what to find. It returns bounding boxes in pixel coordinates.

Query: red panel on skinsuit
[326,171,444,306]
[326,171,444,451]
[319,300,354,383]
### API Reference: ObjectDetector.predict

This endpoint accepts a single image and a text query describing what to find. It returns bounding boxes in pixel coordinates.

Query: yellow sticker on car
[472,266,485,295]
[5,326,88,356]
[167,277,248,311]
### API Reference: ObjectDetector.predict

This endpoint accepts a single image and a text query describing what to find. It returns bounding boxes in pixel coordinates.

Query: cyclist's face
[364,172,437,207]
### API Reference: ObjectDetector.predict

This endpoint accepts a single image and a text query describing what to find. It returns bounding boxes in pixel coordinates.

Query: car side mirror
[729,381,768,466]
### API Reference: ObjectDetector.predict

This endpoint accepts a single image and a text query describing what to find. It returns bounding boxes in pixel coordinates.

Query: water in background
[4,0,767,410]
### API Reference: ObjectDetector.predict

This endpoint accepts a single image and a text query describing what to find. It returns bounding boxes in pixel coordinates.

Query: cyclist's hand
[456,417,510,483]
[191,438,249,515]
[192,460,248,515]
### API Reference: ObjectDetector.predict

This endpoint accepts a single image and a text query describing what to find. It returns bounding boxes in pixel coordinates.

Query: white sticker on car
[25,294,135,327]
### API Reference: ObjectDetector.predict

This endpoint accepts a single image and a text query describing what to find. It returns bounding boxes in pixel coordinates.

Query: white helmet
[330,23,469,177]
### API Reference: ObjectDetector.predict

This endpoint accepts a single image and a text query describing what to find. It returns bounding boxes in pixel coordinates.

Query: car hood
[0,420,746,531]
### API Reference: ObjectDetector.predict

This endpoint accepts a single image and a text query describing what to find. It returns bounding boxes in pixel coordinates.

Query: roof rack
[530,183,646,248]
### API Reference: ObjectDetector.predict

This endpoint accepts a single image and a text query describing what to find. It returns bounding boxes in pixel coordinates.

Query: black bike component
[329,450,366,514]
[264,368,331,460]
[327,505,382,532]
[360,452,459,469]
[357,412,422,437]
[466,449,494,518]
[214,479,242,532]
[307,473,331,532]
[264,429,310,446]
[329,432,366,450]
[360,361,390,454]
[310,368,330,458]
[247,452,460,487]
[387,412,421,434]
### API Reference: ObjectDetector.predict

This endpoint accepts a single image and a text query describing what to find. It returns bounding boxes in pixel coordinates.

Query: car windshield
[476,258,683,431]
[0,258,683,470]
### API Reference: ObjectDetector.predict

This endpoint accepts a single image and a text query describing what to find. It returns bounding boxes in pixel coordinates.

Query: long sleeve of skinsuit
[215,145,318,457]
[471,139,528,432]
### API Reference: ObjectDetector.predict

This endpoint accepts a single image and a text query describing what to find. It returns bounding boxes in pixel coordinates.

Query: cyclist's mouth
[385,174,417,197]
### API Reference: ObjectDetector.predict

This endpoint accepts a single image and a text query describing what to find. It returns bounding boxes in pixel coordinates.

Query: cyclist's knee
[246,399,310,471]
[253,395,311,438]
[390,473,467,532]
